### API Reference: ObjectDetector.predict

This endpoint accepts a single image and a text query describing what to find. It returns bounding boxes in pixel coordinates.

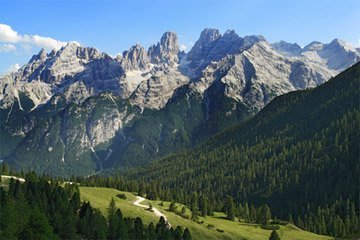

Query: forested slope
[128,63,360,237]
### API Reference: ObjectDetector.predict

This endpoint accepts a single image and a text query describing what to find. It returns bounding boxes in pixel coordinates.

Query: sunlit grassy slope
[80,186,333,240]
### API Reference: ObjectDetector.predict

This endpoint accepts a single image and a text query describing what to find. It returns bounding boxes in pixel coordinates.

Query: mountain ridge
[1,28,359,176]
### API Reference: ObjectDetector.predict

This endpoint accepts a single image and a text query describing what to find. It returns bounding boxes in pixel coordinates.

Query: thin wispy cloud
[0,43,16,52]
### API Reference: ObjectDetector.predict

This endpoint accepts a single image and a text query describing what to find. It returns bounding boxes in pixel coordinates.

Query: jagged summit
[1,28,359,177]
[272,40,302,56]
[149,31,179,66]
[302,41,323,52]
[1,28,359,112]
[272,38,360,71]
[200,28,221,41]
[120,44,150,71]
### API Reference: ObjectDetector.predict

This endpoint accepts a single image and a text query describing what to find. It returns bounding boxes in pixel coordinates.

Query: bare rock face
[273,39,360,72]
[184,29,265,76]
[3,29,357,114]
[186,28,221,63]
[120,44,150,71]
[149,31,179,66]
[1,28,360,177]
[130,67,189,109]
[272,40,302,56]
[87,105,128,147]
[190,40,335,110]
[319,39,360,71]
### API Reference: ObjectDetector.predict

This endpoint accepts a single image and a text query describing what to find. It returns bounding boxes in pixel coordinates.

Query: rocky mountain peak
[120,44,150,71]
[326,38,357,52]
[200,28,221,42]
[39,48,47,60]
[241,35,266,49]
[318,39,360,71]
[303,41,324,52]
[29,48,48,63]
[186,28,221,62]
[272,40,302,56]
[160,31,179,53]
[149,31,179,66]
[222,29,239,39]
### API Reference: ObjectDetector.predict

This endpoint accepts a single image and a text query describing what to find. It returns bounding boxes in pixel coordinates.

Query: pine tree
[181,207,187,218]
[191,209,199,222]
[156,216,168,239]
[174,226,183,240]
[70,192,80,213]
[269,230,281,240]
[147,222,156,240]
[114,209,127,240]
[169,201,176,212]
[225,196,236,221]
[134,217,145,239]
[183,228,192,240]
[21,207,56,240]
[138,180,145,197]
[258,204,271,225]
[107,198,117,239]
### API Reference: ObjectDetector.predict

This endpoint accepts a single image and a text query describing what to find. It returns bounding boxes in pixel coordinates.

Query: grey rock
[272,40,302,56]
[149,31,179,66]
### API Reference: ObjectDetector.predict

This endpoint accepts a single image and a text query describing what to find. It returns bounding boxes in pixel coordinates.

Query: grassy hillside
[80,186,333,240]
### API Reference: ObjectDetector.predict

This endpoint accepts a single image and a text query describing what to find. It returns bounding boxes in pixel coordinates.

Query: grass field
[79,186,334,240]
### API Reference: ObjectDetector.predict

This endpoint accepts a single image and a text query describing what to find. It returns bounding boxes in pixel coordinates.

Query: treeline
[0,173,191,240]
[123,63,360,238]
[69,172,280,226]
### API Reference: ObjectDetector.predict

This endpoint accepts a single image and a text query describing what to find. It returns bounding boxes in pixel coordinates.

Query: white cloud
[0,43,16,52]
[0,24,20,42]
[31,35,67,50]
[3,63,20,75]
[0,23,67,51]
[180,44,187,51]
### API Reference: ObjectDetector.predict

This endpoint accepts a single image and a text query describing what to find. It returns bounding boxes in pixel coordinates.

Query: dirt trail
[133,196,171,227]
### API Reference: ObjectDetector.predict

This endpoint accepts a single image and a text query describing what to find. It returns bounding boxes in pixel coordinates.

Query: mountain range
[1,28,359,176]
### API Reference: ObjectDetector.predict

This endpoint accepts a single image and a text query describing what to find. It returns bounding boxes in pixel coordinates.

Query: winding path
[133,196,171,227]
[1,175,25,182]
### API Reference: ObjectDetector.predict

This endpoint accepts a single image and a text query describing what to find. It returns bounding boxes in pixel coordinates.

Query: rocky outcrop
[120,44,150,71]
[2,29,357,112]
[319,39,360,71]
[149,31,179,66]
[1,29,359,176]
[274,39,360,71]
[272,40,302,56]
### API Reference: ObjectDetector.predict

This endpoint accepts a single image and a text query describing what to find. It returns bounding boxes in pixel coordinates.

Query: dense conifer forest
[0,172,191,240]
[120,63,359,238]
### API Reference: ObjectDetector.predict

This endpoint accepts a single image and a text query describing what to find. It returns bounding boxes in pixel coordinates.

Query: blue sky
[0,0,359,74]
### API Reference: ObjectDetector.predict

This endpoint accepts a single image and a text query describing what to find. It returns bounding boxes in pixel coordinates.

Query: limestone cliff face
[149,31,180,67]
[1,28,359,176]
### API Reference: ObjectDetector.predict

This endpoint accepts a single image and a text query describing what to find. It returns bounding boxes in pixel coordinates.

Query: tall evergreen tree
[225,196,236,221]
[269,230,281,240]
[134,217,145,239]
[183,228,192,240]
[107,198,117,239]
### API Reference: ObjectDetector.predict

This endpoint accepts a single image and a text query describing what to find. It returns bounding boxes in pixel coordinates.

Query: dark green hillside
[105,83,256,169]
[128,63,360,237]
[2,80,258,177]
